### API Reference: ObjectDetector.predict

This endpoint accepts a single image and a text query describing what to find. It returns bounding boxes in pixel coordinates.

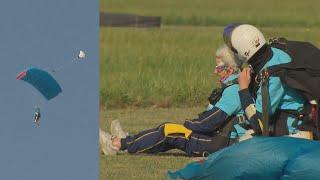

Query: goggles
[215,64,228,73]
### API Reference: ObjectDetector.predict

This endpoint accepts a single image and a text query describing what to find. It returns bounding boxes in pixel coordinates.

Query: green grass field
[101,0,320,27]
[100,0,320,179]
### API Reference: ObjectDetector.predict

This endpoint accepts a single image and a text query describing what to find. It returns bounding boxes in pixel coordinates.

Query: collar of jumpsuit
[247,44,273,77]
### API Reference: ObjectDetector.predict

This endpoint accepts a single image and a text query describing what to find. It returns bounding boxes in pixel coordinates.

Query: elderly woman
[100,44,248,157]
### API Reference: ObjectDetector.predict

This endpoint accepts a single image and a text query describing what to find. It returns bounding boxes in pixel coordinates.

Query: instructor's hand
[238,68,251,90]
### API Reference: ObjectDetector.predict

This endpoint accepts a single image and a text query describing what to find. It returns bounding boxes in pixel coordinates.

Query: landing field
[100,0,320,179]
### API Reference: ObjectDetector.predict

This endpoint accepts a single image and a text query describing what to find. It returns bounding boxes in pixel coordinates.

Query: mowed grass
[100,107,205,180]
[101,26,320,109]
[100,26,220,108]
[101,0,320,27]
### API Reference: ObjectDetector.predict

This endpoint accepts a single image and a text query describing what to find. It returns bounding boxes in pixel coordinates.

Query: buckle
[255,69,269,84]
[238,115,246,124]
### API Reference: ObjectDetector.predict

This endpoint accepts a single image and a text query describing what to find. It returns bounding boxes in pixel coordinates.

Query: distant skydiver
[51,50,86,73]
[16,67,62,126]
[34,107,41,126]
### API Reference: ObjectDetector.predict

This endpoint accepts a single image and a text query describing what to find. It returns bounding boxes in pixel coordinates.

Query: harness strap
[261,69,270,136]
[312,101,320,139]
[231,115,252,132]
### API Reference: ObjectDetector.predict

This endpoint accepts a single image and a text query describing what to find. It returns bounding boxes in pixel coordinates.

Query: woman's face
[214,56,230,78]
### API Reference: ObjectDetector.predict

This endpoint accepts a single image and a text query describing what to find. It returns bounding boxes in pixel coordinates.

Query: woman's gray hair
[215,44,241,71]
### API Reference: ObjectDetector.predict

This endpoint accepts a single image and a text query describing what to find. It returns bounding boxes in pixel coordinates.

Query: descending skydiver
[16,67,62,126]
[34,107,41,126]
[99,44,251,157]
[52,50,86,73]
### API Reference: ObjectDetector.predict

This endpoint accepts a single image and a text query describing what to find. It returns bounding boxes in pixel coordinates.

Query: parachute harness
[259,69,270,136]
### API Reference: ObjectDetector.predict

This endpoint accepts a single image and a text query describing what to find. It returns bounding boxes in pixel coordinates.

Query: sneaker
[99,128,118,155]
[110,119,128,138]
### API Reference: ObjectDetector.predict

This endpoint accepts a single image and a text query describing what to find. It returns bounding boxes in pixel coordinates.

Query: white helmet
[223,24,266,62]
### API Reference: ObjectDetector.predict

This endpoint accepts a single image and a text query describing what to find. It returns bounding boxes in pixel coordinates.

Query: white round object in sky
[78,50,86,59]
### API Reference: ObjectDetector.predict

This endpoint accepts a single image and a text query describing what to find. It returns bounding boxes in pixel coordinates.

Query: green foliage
[101,0,320,27]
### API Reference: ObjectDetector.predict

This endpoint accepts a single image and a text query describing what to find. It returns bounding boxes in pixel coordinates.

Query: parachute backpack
[259,37,320,139]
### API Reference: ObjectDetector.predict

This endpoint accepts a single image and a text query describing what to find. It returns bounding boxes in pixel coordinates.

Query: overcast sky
[0,0,99,179]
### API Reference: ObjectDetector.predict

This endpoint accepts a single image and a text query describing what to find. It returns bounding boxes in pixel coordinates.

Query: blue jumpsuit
[239,47,306,135]
[121,75,246,156]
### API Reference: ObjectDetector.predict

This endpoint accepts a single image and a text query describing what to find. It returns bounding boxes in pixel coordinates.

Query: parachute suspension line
[51,58,76,73]
[51,50,86,73]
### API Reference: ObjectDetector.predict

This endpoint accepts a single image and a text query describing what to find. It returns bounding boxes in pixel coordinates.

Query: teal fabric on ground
[167,162,204,180]
[167,137,320,180]
[281,147,320,179]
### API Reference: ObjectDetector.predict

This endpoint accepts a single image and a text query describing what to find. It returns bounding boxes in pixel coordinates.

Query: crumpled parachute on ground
[168,137,320,179]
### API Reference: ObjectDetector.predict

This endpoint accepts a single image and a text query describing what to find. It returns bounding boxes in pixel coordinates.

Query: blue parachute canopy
[16,67,62,100]
[168,137,320,179]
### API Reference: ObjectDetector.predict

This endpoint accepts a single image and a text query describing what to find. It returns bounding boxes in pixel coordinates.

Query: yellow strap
[258,119,264,134]
[164,123,192,139]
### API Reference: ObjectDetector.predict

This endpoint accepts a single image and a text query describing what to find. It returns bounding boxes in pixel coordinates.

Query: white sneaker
[99,128,118,155]
[111,119,128,138]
